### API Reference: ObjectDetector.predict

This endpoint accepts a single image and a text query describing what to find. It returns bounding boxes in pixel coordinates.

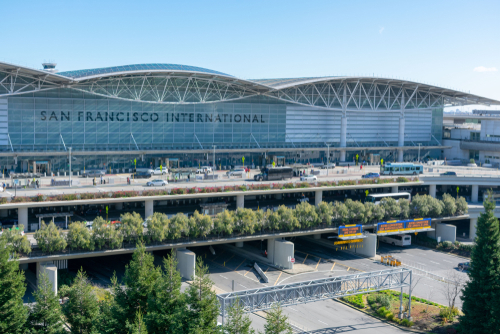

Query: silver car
[226,168,245,177]
[81,170,106,178]
[146,179,168,186]
[300,174,317,181]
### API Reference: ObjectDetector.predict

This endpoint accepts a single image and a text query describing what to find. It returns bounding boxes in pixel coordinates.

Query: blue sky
[3,0,499,107]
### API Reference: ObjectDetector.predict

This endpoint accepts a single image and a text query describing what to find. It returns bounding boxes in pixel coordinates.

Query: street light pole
[417,143,421,162]
[69,147,72,188]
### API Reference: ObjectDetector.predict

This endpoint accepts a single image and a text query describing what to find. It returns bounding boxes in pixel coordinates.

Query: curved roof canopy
[58,63,233,79]
[1,61,499,108]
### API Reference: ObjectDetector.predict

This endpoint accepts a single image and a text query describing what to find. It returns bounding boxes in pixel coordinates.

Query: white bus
[365,192,411,204]
[379,234,412,247]
[380,163,423,176]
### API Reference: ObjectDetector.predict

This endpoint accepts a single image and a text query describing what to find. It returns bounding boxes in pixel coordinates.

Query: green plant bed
[341,294,365,308]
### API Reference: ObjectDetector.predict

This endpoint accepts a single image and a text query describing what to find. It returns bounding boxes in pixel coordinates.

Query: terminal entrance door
[36,163,48,174]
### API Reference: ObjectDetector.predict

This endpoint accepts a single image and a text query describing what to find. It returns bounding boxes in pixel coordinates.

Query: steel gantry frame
[217,268,413,325]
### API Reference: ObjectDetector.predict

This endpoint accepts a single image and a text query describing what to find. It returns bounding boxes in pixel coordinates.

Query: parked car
[132,171,152,179]
[81,170,106,178]
[226,168,245,177]
[146,179,168,187]
[441,171,457,176]
[321,163,336,169]
[458,262,470,272]
[152,167,168,175]
[362,172,380,179]
[196,166,213,174]
[300,174,317,181]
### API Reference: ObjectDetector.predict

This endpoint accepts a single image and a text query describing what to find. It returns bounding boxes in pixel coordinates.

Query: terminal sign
[406,219,431,230]
[338,225,363,237]
[377,221,405,233]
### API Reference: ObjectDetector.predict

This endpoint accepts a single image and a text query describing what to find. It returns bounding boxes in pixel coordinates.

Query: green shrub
[342,294,365,308]
[377,307,386,317]
[401,318,414,327]
[376,294,391,309]
[386,313,394,321]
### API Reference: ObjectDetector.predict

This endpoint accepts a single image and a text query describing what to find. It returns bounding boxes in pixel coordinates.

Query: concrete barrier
[254,262,269,283]
[346,233,377,258]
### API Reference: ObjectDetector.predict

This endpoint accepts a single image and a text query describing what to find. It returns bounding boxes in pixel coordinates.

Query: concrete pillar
[315,190,323,206]
[235,242,244,248]
[145,199,154,219]
[398,117,405,162]
[37,262,58,295]
[313,234,321,240]
[340,115,347,162]
[346,233,377,258]
[236,194,244,208]
[0,209,8,217]
[391,186,398,193]
[469,218,477,240]
[267,238,275,263]
[18,207,28,232]
[176,248,196,279]
[32,161,36,173]
[429,184,436,198]
[471,185,478,203]
[115,202,123,211]
[340,150,346,162]
[274,239,294,270]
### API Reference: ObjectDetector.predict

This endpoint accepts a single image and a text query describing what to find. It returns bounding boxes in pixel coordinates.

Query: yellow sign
[365,190,369,196]
[160,164,163,171]
[334,239,363,245]
[106,206,108,214]
[272,161,275,167]
[381,158,384,165]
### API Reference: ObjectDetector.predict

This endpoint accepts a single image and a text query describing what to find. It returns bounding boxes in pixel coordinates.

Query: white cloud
[474,66,498,72]
[379,27,385,34]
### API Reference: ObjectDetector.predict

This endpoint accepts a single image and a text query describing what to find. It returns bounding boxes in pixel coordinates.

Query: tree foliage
[66,222,94,251]
[34,221,67,253]
[92,216,123,250]
[460,191,500,333]
[262,303,292,334]
[0,225,31,254]
[27,273,65,334]
[121,212,144,243]
[224,297,255,334]
[294,202,320,228]
[60,269,100,334]
[0,239,27,334]
[146,212,169,242]
[185,257,220,333]
[169,213,189,240]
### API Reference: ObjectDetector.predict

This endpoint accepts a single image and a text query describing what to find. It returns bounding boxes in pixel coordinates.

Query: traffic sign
[134,158,137,165]
[242,156,245,166]
[356,154,359,160]
[365,190,369,196]
[290,258,295,263]
[272,161,276,167]
[106,206,108,214]
[160,164,163,172]
[381,158,384,165]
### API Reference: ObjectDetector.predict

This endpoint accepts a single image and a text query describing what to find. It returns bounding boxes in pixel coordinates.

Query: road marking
[234,259,246,271]
[405,254,414,257]
[331,262,336,271]
[288,307,299,312]
[213,250,225,261]
[315,258,322,270]
[264,266,269,273]
[244,268,253,276]
[302,254,309,264]
[423,283,433,287]
[239,283,248,289]
[274,272,283,286]
[318,320,328,326]
[220,275,228,279]
[225,254,236,263]
[429,261,440,265]
[346,267,350,271]
[442,260,453,263]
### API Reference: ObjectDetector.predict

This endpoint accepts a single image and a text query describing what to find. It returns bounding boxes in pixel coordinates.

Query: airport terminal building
[0,61,498,174]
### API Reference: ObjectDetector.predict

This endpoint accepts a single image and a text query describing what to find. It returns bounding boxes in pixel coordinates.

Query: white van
[379,234,411,247]
[196,166,212,174]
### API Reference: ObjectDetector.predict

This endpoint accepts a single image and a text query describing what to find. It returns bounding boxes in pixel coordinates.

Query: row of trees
[0,241,292,333]
[26,194,468,254]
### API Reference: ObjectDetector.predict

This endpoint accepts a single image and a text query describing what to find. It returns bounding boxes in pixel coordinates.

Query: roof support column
[340,82,347,162]
[398,89,405,162]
